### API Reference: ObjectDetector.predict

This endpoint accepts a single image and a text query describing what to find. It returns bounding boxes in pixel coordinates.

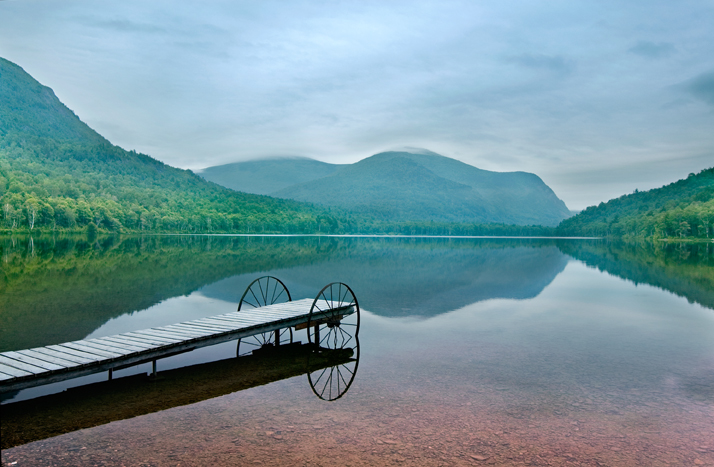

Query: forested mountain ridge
[202,150,572,226]
[198,157,346,195]
[556,167,714,239]
[0,58,341,234]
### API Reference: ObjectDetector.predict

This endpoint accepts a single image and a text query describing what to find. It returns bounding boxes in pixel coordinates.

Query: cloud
[507,53,573,74]
[684,70,714,106]
[628,41,675,59]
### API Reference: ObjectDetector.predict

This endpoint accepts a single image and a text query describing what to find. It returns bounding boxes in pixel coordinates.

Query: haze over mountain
[201,151,572,226]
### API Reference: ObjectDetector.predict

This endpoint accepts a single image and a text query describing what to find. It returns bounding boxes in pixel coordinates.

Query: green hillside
[557,168,714,239]
[209,150,571,226]
[0,58,340,234]
[199,157,345,195]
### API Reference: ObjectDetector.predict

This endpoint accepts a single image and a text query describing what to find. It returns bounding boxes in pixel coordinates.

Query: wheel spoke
[339,364,355,377]
[312,366,329,387]
[272,288,285,304]
[249,288,262,307]
[319,327,334,346]
[337,328,354,348]
[257,279,267,305]
[320,367,334,399]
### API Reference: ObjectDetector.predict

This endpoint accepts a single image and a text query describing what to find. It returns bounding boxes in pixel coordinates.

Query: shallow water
[1,235,713,466]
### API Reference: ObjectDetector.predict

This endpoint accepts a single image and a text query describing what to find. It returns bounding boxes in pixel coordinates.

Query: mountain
[202,151,572,226]
[0,58,337,234]
[557,168,714,238]
[198,157,346,195]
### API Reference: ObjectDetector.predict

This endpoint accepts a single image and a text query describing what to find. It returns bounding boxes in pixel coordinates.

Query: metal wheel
[306,282,360,350]
[237,327,293,357]
[305,282,360,401]
[307,337,360,401]
[238,276,292,310]
[236,276,293,357]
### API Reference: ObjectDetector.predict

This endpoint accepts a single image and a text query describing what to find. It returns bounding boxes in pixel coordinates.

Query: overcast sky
[1,0,713,210]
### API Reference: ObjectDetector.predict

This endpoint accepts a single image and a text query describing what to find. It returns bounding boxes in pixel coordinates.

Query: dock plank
[0,355,47,375]
[89,338,152,352]
[129,329,188,341]
[3,351,66,371]
[98,336,157,351]
[160,322,218,337]
[0,362,35,378]
[31,347,95,365]
[106,334,163,347]
[180,319,238,330]
[46,345,107,362]
[14,350,77,368]
[141,328,206,340]
[60,342,122,359]
[69,340,134,356]
[166,323,232,334]
[195,316,249,327]
[124,332,179,345]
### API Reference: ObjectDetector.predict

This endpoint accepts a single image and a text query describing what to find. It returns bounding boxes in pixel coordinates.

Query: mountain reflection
[200,240,569,317]
[2,235,711,353]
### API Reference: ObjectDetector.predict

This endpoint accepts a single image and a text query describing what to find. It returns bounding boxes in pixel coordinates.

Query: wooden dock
[0,298,354,393]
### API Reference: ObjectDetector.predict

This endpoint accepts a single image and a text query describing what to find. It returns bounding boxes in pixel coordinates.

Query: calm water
[1,235,713,466]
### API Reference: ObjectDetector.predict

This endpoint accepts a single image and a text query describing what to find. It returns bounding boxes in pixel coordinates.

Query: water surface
[1,235,712,466]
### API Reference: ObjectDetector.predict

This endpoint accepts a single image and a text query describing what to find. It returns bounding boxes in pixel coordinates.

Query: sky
[1,0,713,210]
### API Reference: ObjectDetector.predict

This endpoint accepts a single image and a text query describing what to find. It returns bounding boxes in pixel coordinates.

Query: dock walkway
[0,298,345,393]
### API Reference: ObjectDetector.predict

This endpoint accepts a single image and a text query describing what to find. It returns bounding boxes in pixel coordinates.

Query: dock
[0,298,354,393]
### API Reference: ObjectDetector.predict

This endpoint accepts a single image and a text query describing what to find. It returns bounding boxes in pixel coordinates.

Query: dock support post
[108,368,113,381]
[275,329,280,345]
[152,360,157,378]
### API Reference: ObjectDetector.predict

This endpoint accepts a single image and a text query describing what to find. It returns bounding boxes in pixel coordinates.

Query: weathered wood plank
[106,334,164,348]
[195,316,264,327]
[69,340,133,356]
[235,310,300,321]
[46,345,106,362]
[31,347,95,365]
[96,336,156,350]
[0,362,35,378]
[60,342,122,359]
[123,332,178,345]
[202,314,267,325]
[139,328,205,340]
[129,330,188,342]
[0,371,14,381]
[204,316,279,328]
[157,325,214,337]
[89,338,152,352]
[174,321,236,331]
[2,351,66,371]
[14,350,77,368]
[167,323,232,334]
[75,340,132,355]
[0,355,47,375]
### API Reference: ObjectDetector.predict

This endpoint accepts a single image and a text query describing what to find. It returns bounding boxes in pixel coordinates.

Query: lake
[1,235,713,466]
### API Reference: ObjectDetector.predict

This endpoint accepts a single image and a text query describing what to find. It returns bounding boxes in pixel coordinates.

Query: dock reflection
[1,341,360,449]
